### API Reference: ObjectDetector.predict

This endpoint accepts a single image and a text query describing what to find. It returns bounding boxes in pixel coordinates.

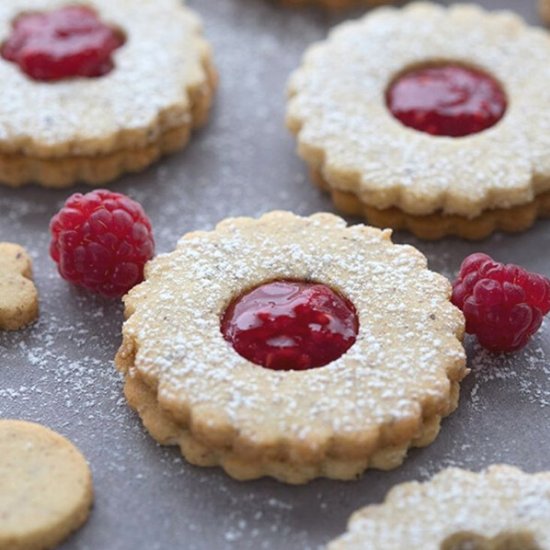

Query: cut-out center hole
[1,5,126,81]
[221,280,359,371]
[386,63,507,137]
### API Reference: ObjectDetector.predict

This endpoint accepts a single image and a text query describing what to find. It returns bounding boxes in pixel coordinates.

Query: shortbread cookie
[329,465,550,549]
[0,243,38,330]
[0,0,217,188]
[0,420,93,550]
[116,211,467,484]
[287,3,550,239]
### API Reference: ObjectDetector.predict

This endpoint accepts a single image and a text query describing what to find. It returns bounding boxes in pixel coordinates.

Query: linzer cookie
[329,465,550,549]
[0,420,93,550]
[287,3,550,239]
[0,243,38,330]
[116,211,467,484]
[0,0,217,188]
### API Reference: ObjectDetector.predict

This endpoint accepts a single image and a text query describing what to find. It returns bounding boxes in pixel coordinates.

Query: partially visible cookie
[0,243,38,330]
[329,465,550,549]
[287,3,550,239]
[0,0,217,188]
[541,0,550,24]
[0,420,94,550]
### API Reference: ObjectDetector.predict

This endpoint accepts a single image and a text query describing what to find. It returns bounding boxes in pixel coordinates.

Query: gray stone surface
[0,1,548,549]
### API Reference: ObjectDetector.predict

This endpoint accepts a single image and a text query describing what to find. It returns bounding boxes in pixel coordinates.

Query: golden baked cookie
[0,420,94,550]
[0,0,217,188]
[541,0,550,25]
[0,243,38,330]
[329,465,550,549]
[287,3,550,239]
[116,211,467,484]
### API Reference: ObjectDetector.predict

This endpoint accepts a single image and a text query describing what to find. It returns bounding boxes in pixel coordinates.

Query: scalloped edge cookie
[115,211,467,484]
[0,0,217,188]
[0,420,94,550]
[329,465,550,549]
[0,243,38,330]
[287,2,550,239]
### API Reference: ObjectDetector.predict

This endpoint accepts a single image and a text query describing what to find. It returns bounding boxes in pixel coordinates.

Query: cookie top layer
[0,0,211,157]
[0,243,38,330]
[287,2,550,217]
[0,420,93,550]
[119,212,466,459]
[329,465,550,549]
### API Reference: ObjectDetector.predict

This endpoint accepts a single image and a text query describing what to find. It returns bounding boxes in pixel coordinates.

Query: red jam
[1,6,125,81]
[221,280,359,371]
[386,64,506,137]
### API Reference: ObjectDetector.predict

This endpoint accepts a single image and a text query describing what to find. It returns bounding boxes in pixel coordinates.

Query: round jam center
[1,6,125,81]
[386,64,506,137]
[221,280,359,371]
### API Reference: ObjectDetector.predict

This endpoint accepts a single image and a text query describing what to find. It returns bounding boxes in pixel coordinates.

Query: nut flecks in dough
[0,243,38,330]
[0,0,217,187]
[329,466,550,550]
[287,3,550,238]
[116,211,467,484]
[0,420,94,550]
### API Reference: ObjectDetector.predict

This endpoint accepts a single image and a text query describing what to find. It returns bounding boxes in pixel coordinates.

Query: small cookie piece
[116,211,467,484]
[287,3,550,239]
[0,420,94,550]
[329,465,550,549]
[541,0,550,25]
[0,243,38,330]
[0,0,217,188]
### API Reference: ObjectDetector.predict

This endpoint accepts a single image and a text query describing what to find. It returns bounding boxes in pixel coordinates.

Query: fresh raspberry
[387,65,506,137]
[50,190,154,298]
[221,280,359,371]
[1,6,125,81]
[452,253,550,353]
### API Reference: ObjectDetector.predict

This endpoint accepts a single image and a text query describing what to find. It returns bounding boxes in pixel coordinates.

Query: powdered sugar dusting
[122,212,466,466]
[0,0,208,155]
[0,0,548,547]
[330,466,550,549]
[287,3,550,217]
[468,321,550,409]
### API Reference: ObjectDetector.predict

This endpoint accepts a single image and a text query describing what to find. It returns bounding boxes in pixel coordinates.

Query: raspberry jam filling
[386,64,506,137]
[1,6,125,81]
[221,280,359,371]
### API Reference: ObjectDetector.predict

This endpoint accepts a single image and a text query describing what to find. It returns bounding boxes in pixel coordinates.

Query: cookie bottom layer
[0,56,217,188]
[123,371,460,484]
[311,169,550,240]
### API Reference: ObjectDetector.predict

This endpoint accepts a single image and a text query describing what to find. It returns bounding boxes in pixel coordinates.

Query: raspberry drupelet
[452,253,550,353]
[50,190,154,298]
